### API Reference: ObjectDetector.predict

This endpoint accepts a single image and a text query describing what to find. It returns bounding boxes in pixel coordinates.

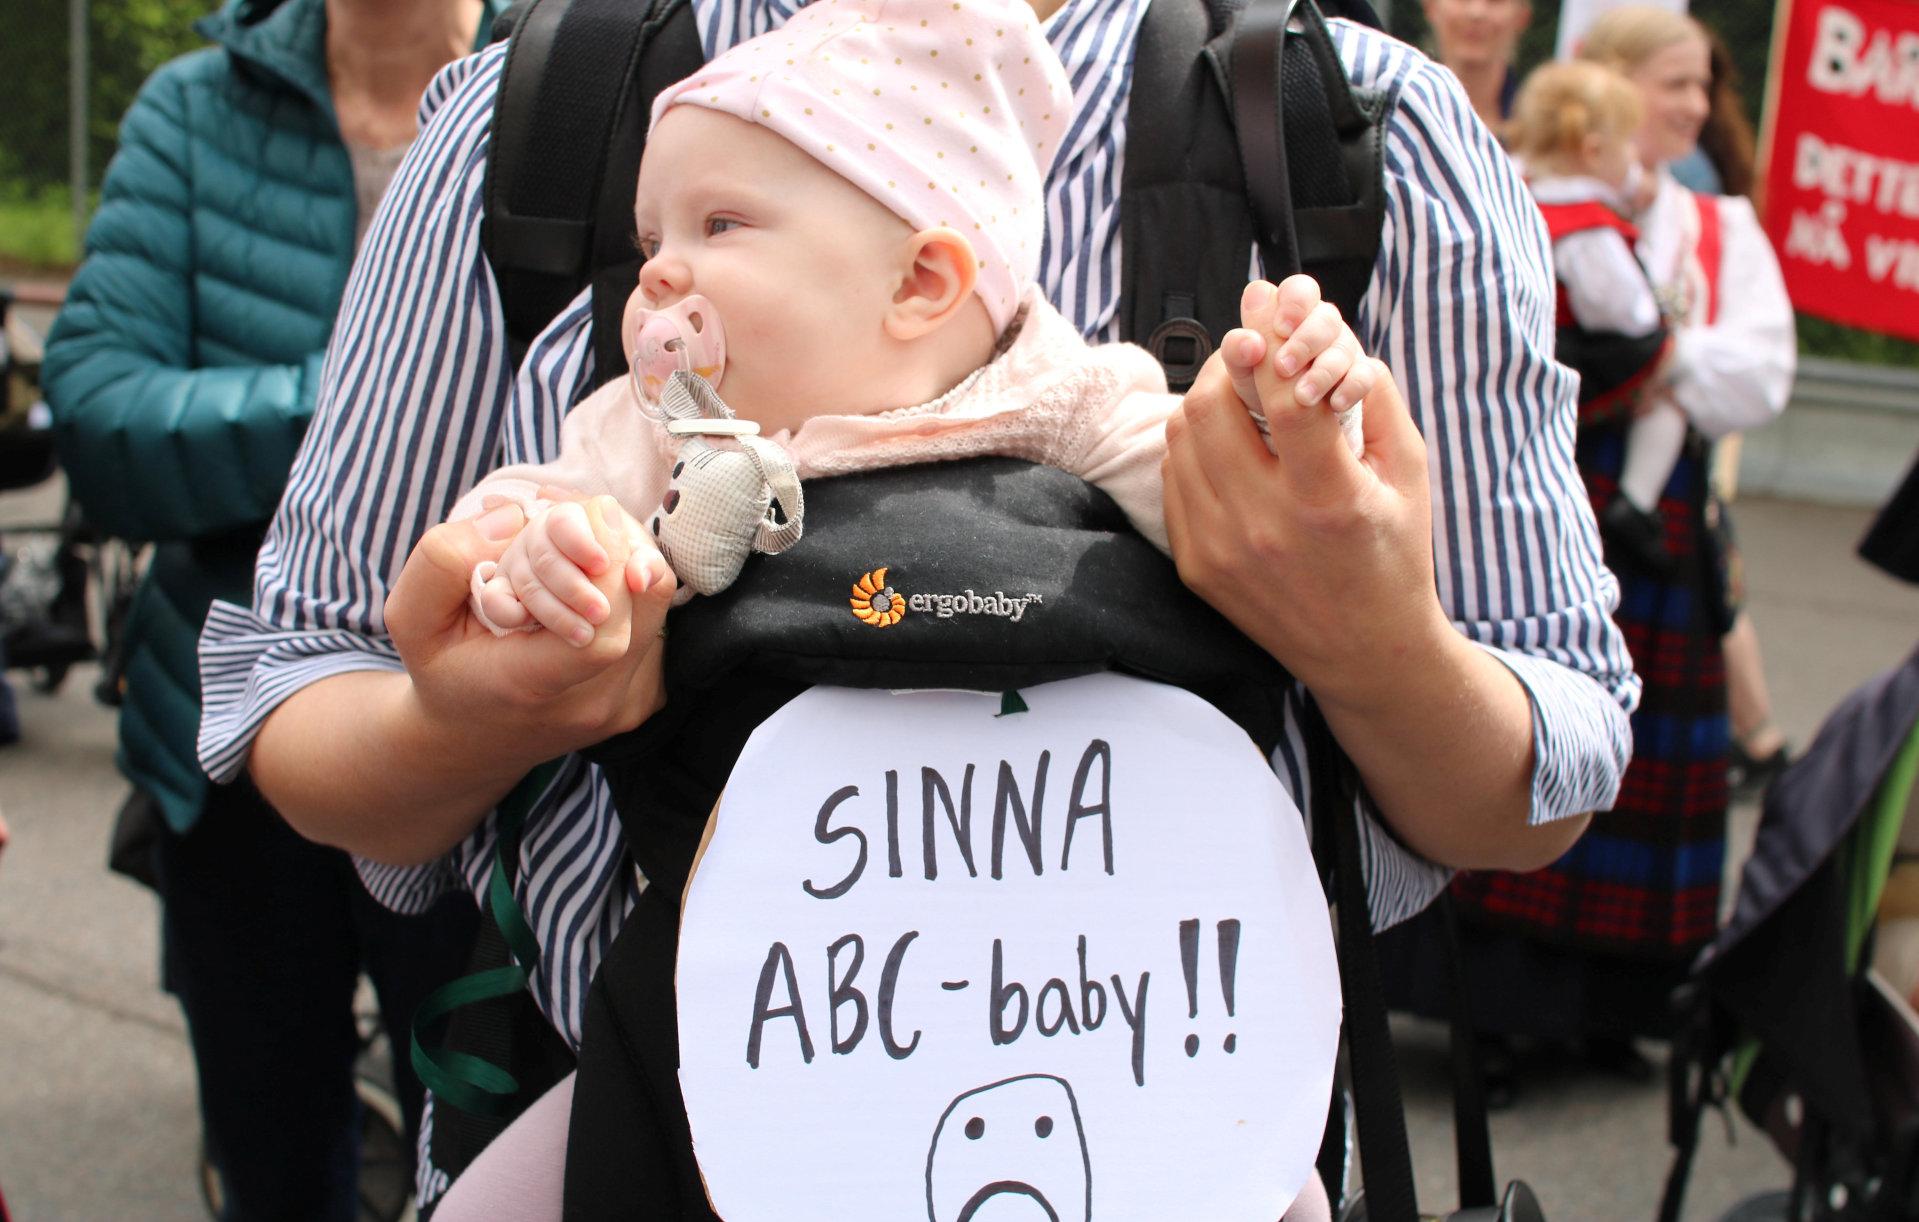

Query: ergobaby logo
[848,567,1043,627]
[849,567,907,627]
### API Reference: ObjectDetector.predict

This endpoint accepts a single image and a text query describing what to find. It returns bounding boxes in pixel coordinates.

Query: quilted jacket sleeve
[43,64,324,545]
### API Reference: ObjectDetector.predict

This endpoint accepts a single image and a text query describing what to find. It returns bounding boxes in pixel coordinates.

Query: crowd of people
[1377,0,1799,1105]
[0,0,1863,1214]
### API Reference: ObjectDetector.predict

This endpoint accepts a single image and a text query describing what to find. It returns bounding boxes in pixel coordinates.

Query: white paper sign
[676,672,1341,1220]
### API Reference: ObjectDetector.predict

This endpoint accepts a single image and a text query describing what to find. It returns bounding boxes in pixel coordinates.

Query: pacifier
[625,293,727,409]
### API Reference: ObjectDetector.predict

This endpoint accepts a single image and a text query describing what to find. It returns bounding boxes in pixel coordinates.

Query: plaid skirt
[1451,421,1730,961]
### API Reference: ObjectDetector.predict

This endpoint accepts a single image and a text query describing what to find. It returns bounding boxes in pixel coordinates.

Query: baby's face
[1587,129,1640,196]
[632,106,916,434]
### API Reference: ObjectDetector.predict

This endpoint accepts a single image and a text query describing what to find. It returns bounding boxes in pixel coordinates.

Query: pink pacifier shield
[625,294,726,407]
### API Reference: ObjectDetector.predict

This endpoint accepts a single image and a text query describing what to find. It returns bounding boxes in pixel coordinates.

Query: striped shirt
[200,0,1636,1065]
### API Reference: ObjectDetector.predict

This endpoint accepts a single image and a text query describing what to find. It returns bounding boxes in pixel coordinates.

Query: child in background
[434,0,1377,1217]
[455,0,1374,640]
[1510,59,1677,574]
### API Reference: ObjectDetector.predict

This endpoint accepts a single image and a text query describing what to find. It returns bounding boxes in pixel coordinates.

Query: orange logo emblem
[849,567,906,627]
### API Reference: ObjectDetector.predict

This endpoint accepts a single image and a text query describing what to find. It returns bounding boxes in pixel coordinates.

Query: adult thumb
[389,505,525,640]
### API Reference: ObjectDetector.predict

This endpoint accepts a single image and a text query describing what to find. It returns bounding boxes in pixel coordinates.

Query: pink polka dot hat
[649,0,1073,332]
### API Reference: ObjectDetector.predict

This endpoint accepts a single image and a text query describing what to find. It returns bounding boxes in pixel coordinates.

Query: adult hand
[1163,284,1571,873]
[388,492,676,770]
[1162,283,1451,714]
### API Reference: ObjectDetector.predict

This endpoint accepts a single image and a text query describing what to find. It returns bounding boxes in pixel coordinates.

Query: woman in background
[41,0,502,1216]
[1386,6,1795,1097]
[1421,0,1533,127]
[1667,26,1793,798]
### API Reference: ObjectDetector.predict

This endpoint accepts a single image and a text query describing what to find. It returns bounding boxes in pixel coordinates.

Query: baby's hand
[1221,275,1372,457]
[472,494,659,646]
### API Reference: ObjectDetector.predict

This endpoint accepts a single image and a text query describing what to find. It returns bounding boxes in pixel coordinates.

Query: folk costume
[1386,172,1794,1041]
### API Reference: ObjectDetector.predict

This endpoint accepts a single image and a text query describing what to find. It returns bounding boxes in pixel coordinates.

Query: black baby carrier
[411,0,1548,1217]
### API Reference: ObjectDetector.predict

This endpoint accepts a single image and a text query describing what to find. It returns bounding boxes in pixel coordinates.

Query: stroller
[0,284,140,703]
[1660,643,1919,1222]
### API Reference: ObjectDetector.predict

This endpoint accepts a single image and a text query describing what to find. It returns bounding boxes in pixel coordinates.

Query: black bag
[425,1,1541,1217]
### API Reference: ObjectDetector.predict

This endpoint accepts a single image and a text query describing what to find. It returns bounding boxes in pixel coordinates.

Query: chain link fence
[0,0,210,275]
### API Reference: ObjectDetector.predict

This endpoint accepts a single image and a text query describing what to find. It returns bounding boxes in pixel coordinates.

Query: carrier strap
[1305,697,1420,1222]
[410,759,563,1117]
[484,0,701,371]
[1228,0,1384,323]
[1119,0,1384,391]
[1441,892,1499,1209]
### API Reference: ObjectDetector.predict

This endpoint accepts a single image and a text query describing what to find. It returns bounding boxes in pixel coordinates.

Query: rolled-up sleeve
[1356,43,1639,829]
[197,46,514,788]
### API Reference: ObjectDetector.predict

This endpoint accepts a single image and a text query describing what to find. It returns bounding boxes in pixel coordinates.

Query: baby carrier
[412,0,1546,1217]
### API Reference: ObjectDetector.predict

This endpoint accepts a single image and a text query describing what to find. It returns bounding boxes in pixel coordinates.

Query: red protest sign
[1760,0,1919,340]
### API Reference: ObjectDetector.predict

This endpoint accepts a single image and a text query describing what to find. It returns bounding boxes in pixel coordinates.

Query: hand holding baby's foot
[1221,275,1374,457]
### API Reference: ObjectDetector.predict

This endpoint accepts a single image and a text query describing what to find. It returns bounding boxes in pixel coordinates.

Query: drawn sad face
[925,1075,1091,1221]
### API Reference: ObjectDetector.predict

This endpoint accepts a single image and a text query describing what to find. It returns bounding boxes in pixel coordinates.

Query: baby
[1510,59,1678,574]
[436,3,1381,1217]
[453,0,1375,645]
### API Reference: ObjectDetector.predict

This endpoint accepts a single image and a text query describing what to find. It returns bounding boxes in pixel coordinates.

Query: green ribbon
[410,759,563,1118]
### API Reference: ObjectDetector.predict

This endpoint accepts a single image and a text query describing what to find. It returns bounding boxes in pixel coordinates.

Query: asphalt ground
[1,485,1914,1221]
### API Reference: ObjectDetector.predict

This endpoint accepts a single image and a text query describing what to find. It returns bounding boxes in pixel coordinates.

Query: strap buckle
[1146,317,1214,388]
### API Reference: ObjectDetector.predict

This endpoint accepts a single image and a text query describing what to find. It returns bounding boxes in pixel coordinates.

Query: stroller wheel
[351,1074,413,1222]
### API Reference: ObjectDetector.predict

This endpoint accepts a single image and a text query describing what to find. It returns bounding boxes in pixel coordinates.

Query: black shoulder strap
[1303,699,1421,1222]
[1227,0,1385,321]
[1119,0,1253,391]
[1119,0,1383,390]
[483,0,703,377]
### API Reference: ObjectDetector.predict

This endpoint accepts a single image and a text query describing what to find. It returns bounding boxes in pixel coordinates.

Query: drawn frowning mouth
[957,1182,1059,1221]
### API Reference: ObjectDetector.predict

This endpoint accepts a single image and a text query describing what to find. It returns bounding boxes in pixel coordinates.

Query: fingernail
[476,504,522,541]
[634,562,656,594]
[569,624,594,647]
[1297,376,1321,404]
[1243,281,1275,313]
[1276,352,1300,378]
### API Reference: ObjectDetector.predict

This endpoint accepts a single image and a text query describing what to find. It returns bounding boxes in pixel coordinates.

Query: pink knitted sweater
[453,292,1177,552]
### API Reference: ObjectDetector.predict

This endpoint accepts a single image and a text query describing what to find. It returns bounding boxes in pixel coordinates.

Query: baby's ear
[885,228,980,340]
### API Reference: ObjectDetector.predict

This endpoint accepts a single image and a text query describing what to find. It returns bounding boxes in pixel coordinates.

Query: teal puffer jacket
[43,0,501,833]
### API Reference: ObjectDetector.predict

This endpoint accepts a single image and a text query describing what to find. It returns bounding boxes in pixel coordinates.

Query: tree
[0,0,210,193]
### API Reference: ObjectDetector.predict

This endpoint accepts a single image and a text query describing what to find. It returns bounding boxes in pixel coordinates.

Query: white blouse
[1635,172,1797,440]
[1530,174,1665,338]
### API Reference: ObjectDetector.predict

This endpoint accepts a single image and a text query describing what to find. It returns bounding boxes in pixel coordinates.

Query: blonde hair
[1576,5,1706,75]
[1506,60,1642,169]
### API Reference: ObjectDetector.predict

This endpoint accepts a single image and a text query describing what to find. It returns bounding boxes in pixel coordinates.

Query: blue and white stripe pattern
[202,0,1636,1073]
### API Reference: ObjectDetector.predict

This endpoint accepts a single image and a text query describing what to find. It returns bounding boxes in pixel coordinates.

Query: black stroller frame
[1661,646,1919,1222]
[1,283,141,703]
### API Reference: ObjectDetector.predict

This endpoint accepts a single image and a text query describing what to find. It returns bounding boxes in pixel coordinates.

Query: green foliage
[0,187,82,270]
[1798,317,1919,370]
[0,0,213,196]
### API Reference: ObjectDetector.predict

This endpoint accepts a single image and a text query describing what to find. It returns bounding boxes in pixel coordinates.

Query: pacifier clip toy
[627,293,804,597]
[643,371,805,597]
